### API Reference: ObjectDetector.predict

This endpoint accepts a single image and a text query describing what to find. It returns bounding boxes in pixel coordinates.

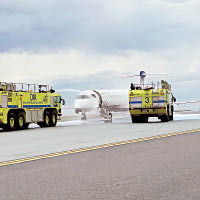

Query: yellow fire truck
[0,82,65,131]
[129,80,176,123]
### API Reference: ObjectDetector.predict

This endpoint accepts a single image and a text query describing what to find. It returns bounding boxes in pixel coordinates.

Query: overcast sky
[0,0,200,100]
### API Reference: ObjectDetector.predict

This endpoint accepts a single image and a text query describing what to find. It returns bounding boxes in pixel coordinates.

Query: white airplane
[74,90,129,120]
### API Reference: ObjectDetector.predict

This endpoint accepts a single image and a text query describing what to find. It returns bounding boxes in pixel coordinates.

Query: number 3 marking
[145,97,149,104]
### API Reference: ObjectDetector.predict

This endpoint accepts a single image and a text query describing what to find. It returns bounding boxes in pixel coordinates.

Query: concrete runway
[0,132,200,200]
[0,115,200,162]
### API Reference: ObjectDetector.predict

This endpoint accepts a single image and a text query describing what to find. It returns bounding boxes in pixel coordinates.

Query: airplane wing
[122,73,173,78]
[102,104,129,112]
[147,73,173,76]
[174,101,200,105]
[122,75,140,78]
[56,89,81,92]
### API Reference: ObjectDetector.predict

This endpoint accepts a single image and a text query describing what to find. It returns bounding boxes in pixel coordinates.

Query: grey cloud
[0,0,200,52]
[164,0,190,3]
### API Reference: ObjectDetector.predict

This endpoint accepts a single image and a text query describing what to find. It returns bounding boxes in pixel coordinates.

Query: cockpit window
[91,94,96,98]
[77,95,90,99]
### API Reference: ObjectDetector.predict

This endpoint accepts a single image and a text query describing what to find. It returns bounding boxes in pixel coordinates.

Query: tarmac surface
[0,116,200,162]
[0,131,200,200]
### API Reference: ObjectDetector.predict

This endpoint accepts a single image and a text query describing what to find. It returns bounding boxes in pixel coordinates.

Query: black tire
[161,116,166,122]
[44,111,50,127]
[161,106,170,122]
[50,110,57,127]
[142,117,148,123]
[169,106,174,121]
[38,122,45,128]
[16,112,25,130]
[5,113,16,131]
[131,115,135,123]
[24,123,29,129]
[131,116,139,123]
[109,113,112,122]
[81,112,87,120]
[161,115,169,122]
[136,117,142,123]
[38,111,50,128]
[132,116,148,123]
[136,116,148,123]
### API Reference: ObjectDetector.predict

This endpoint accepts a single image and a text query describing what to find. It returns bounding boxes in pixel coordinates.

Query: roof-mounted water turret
[0,82,53,93]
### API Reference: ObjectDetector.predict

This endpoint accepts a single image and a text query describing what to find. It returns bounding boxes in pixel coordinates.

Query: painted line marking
[0,128,200,167]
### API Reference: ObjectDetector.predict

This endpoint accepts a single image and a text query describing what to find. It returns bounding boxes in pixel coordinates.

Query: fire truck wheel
[161,106,170,122]
[50,110,57,127]
[169,114,174,121]
[142,117,148,123]
[161,115,169,122]
[17,113,25,130]
[44,111,50,127]
[169,107,174,121]
[131,116,139,123]
[24,123,29,129]
[7,113,16,131]
[38,111,50,128]
[109,113,112,122]
[138,117,148,123]
[38,122,45,128]
[131,115,135,123]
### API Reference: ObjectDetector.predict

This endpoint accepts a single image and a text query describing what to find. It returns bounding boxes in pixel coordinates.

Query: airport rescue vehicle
[0,82,65,131]
[129,80,176,123]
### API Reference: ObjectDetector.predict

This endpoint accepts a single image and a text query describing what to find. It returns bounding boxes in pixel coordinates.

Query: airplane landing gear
[99,107,112,122]
[109,112,112,122]
[81,111,87,120]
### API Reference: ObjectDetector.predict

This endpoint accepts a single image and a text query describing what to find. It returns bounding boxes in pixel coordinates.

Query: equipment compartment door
[2,95,8,108]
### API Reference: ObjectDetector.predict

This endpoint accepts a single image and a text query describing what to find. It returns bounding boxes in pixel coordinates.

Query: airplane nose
[74,99,98,109]
[74,99,82,108]
[74,99,90,108]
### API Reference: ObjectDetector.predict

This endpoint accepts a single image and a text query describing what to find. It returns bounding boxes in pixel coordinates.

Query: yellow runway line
[0,128,200,167]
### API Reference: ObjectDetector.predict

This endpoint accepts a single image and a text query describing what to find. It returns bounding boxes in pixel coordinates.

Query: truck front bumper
[129,108,167,117]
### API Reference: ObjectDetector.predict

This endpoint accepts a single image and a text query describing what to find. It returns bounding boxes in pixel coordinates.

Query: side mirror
[62,99,66,105]
[173,97,176,102]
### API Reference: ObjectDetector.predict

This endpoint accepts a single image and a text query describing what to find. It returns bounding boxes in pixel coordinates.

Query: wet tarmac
[0,114,200,162]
